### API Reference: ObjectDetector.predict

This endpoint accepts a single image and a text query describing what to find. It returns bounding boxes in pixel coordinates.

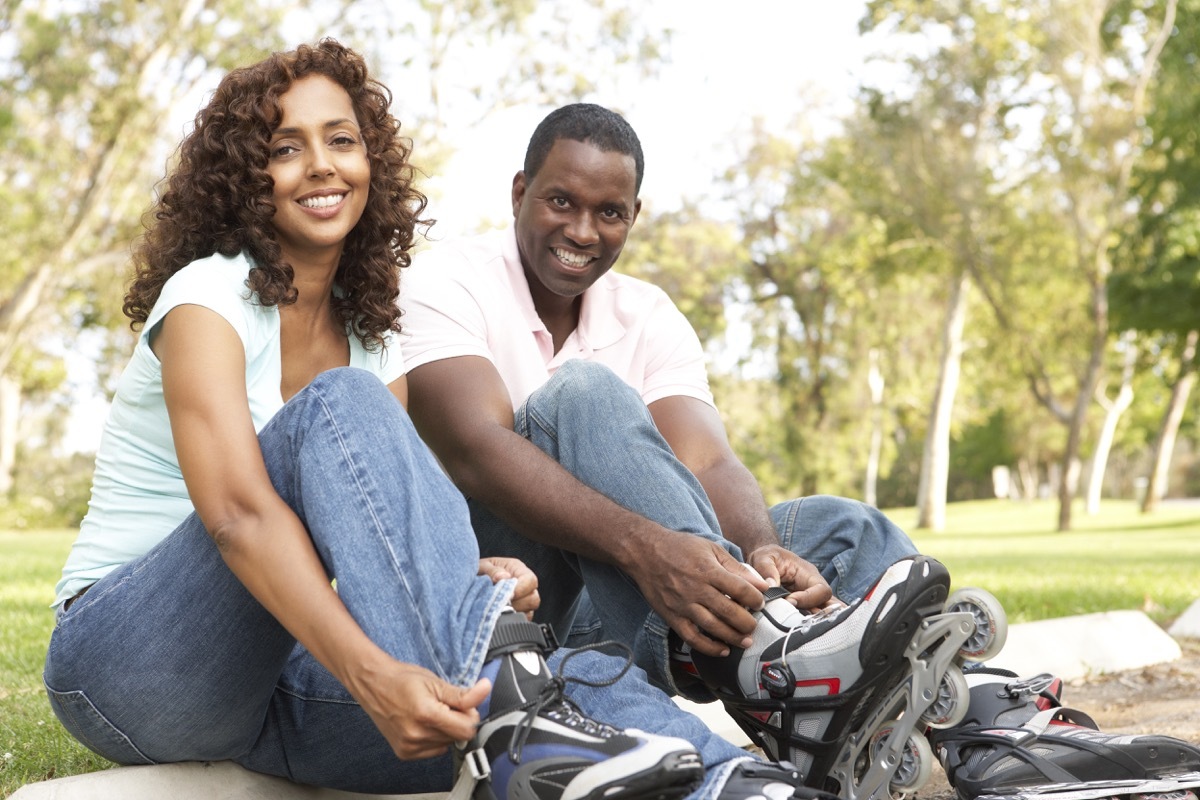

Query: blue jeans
[470,361,918,698]
[43,368,750,797]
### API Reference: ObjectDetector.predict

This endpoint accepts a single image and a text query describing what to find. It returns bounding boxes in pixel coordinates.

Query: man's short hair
[523,103,645,193]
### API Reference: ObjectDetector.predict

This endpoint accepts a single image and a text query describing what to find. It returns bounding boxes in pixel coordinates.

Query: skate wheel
[870,727,933,794]
[920,663,969,729]
[946,587,1008,661]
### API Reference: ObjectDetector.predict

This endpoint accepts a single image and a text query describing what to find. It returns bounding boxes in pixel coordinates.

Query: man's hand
[478,556,540,618]
[746,545,834,611]
[625,531,770,657]
[355,661,490,760]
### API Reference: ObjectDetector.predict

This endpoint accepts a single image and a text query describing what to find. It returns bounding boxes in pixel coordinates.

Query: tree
[1,0,668,493]
[715,122,898,499]
[861,0,1179,531]
[1085,331,1137,514]
[1030,0,1177,530]
[1112,0,1200,512]
[857,0,1041,529]
[1,0,296,492]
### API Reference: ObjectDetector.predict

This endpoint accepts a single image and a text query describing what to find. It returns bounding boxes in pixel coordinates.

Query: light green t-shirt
[55,251,405,607]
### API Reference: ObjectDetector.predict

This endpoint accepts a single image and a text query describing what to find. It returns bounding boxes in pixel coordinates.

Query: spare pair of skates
[683,554,1200,800]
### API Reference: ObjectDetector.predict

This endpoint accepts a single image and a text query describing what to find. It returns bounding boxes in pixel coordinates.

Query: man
[400,101,914,675]
[400,103,1200,800]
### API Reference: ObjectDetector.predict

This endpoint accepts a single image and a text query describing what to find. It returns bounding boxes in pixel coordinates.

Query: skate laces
[772,602,848,662]
[506,640,633,764]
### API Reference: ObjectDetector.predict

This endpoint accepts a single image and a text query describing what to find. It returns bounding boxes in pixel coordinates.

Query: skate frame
[827,609,976,800]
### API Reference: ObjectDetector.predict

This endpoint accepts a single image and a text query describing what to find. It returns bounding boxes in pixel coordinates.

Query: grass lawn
[2,498,1199,796]
[891,498,1200,626]
[1,530,112,798]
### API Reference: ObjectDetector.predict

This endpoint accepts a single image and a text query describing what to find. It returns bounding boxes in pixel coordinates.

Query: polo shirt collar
[501,226,546,338]
[503,225,627,352]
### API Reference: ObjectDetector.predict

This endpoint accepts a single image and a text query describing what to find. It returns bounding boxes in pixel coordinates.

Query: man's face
[512,138,641,311]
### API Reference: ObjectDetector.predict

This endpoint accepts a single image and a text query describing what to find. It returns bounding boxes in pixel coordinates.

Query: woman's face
[266,74,370,268]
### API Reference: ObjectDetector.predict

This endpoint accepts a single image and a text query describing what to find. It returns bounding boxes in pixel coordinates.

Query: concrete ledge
[13,610,1187,797]
[973,609,1181,681]
[1169,598,1200,640]
[8,760,446,800]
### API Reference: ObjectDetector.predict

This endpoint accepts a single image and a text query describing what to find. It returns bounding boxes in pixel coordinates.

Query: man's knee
[548,360,623,393]
[534,361,640,416]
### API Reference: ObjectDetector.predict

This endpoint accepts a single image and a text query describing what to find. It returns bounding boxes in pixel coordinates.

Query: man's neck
[538,297,581,354]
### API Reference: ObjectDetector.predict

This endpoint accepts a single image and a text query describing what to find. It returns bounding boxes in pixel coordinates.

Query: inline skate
[932,666,1200,800]
[688,555,1008,800]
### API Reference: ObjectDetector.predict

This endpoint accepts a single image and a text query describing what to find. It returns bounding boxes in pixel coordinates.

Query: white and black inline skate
[932,667,1200,800]
[453,609,705,800]
[687,555,1008,800]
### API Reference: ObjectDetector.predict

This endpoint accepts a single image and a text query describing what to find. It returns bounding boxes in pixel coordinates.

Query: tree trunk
[1057,268,1109,531]
[1142,329,1199,513]
[917,270,970,530]
[864,348,885,507]
[1017,458,1039,500]
[1086,334,1137,514]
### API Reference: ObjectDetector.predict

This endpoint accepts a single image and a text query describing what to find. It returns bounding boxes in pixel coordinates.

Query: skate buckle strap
[1005,673,1056,699]
[447,747,490,800]
[487,618,559,658]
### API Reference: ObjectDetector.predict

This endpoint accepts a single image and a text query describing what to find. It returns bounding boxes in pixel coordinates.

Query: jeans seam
[520,404,559,451]
[313,389,451,683]
[43,678,157,765]
[456,578,517,686]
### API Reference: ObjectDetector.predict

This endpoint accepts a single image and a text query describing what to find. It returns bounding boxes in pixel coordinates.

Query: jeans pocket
[44,683,155,766]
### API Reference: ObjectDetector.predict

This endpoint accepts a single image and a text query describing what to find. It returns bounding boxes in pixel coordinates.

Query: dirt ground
[913,637,1200,800]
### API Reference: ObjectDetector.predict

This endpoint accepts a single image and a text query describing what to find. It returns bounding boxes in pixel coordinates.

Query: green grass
[2,499,1199,796]
[891,498,1200,626]
[0,530,113,798]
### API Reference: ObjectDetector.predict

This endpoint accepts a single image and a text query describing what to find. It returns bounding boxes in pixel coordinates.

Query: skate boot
[930,667,1200,800]
[453,609,704,800]
[690,555,1000,800]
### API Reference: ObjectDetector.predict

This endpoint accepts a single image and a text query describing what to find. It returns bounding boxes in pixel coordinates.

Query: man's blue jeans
[469,360,919,698]
[43,368,750,796]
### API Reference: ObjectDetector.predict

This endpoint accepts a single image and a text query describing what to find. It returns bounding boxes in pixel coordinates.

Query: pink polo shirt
[400,226,714,411]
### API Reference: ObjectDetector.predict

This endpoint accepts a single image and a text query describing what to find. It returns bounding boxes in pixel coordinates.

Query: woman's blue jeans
[469,360,919,699]
[43,368,750,796]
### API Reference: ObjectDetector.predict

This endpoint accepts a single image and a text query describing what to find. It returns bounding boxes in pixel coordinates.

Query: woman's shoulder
[147,251,272,336]
[165,251,255,294]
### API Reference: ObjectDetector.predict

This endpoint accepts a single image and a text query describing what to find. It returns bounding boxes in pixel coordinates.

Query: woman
[42,39,808,800]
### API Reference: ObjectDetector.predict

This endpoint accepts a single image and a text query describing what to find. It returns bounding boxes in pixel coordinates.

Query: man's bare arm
[649,395,832,609]
[405,355,764,655]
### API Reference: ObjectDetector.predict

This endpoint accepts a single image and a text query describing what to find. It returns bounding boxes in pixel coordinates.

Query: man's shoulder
[411,228,510,276]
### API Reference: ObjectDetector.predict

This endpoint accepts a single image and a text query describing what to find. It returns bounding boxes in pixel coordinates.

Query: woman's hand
[478,556,540,618]
[354,660,490,760]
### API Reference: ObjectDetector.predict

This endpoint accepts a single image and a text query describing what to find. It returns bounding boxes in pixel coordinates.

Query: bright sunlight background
[61,0,872,452]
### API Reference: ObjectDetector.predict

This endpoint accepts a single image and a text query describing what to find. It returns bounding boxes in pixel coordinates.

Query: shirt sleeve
[398,251,497,372]
[640,293,715,408]
[362,329,408,385]
[142,258,255,349]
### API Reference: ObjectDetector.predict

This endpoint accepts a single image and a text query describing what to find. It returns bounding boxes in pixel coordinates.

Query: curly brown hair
[123,38,428,351]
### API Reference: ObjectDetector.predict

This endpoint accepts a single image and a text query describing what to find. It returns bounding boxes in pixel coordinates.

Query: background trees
[4,0,1198,527]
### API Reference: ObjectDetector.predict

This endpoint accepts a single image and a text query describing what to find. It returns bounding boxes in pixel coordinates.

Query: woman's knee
[307,366,392,407]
